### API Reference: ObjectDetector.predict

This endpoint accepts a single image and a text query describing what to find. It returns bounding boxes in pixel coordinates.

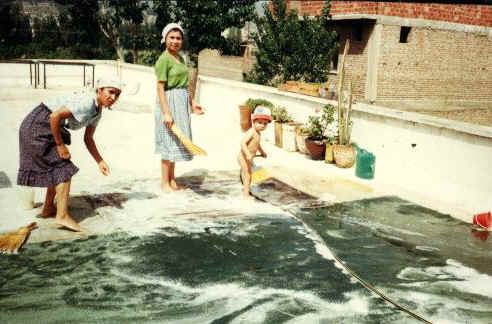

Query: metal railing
[0,59,95,89]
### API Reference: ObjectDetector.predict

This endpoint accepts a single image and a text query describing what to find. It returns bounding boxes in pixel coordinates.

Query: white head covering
[96,77,122,91]
[161,23,184,44]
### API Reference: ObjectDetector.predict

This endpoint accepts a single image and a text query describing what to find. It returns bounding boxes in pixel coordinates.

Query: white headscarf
[160,23,184,44]
[96,77,122,91]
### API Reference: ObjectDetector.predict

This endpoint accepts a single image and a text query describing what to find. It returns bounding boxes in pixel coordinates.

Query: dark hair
[167,28,183,40]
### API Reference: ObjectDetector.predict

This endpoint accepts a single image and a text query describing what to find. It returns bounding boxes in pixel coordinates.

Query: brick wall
[288,1,492,27]
[326,25,372,99]
[377,25,492,101]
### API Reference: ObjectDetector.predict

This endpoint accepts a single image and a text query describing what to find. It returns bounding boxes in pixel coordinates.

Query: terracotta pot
[305,138,326,160]
[333,144,355,168]
[239,104,253,132]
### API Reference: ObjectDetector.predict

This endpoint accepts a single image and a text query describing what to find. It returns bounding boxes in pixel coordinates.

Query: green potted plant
[303,104,335,160]
[239,98,274,132]
[271,106,294,149]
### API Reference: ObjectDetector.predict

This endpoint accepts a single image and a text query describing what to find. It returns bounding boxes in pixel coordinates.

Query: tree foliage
[1,0,256,64]
[97,0,148,60]
[246,0,338,86]
[0,3,31,59]
[153,0,257,64]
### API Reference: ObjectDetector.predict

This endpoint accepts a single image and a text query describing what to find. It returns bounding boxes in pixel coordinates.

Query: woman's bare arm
[84,125,109,175]
[49,107,72,159]
[157,81,174,128]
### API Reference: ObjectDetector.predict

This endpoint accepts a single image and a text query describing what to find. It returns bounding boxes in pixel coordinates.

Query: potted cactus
[333,39,356,168]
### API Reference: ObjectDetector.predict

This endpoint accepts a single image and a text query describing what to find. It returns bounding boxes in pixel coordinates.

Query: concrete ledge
[328,14,492,36]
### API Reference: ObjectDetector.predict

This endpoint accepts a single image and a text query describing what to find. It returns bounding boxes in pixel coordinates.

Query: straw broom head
[170,124,207,156]
[0,222,38,254]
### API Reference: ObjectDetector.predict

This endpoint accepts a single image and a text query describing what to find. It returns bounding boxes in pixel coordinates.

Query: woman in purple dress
[17,79,122,232]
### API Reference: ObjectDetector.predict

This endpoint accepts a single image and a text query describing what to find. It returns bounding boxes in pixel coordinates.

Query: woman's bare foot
[170,180,187,191]
[161,185,174,194]
[54,214,83,232]
[39,205,57,218]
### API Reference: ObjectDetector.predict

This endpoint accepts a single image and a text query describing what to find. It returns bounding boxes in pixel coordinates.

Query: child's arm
[240,129,255,161]
[258,143,267,158]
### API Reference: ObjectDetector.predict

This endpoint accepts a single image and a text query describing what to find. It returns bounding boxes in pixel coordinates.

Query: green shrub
[246,0,338,87]
[304,104,335,141]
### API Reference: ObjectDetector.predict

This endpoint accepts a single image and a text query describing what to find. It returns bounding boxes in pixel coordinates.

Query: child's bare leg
[169,162,186,190]
[161,159,173,193]
[238,154,255,200]
[40,185,56,218]
[54,179,82,232]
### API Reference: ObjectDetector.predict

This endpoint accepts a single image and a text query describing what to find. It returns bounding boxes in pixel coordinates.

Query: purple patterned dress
[17,93,101,187]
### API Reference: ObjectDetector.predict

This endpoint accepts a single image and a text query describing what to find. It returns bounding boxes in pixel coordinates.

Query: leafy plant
[244,98,274,110]
[271,106,293,123]
[303,104,335,141]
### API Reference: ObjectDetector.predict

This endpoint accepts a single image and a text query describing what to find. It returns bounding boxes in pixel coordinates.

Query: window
[353,24,363,42]
[400,26,411,43]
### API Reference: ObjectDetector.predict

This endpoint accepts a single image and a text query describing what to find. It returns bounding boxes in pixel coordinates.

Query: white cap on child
[252,106,272,122]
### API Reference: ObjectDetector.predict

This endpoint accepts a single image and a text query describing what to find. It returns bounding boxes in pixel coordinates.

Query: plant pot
[239,104,253,132]
[274,121,283,148]
[333,144,355,168]
[305,138,326,160]
[263,121,275,143]
[325,143,334,163]
[282,122,300,152]
[295,130,309,155]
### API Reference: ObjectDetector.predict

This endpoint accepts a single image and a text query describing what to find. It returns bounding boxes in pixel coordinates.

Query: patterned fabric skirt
[154,88,193,162]
[17,103,79,187]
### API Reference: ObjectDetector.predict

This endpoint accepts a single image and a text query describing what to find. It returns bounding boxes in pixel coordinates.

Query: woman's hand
[98,160,110,176]
[56,144,71,160]
[163,112,173,128]
[191,101,204,115]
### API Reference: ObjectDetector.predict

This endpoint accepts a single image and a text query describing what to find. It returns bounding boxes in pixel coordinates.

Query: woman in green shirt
[154,23,204,193]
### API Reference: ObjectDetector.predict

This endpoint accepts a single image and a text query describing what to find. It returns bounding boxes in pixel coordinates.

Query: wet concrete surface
[1,172,491,323]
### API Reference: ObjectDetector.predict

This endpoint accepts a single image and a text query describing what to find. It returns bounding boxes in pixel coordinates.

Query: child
[237,106,272,199]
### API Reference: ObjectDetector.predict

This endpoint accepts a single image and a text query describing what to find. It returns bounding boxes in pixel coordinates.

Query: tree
[153,0,257,64]
[246,0,338,86]
[97,0,148,61]
[0,3,31,58]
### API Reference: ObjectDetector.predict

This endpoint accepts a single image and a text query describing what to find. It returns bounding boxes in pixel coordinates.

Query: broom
[170,124,207,156]
[0,222,38,254]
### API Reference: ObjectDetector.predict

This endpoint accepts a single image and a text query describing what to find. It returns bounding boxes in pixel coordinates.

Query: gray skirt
[17,104,78,187]
[154,88,193,162]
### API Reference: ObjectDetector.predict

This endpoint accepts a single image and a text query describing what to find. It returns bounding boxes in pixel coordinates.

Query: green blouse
[154,50,189,90]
